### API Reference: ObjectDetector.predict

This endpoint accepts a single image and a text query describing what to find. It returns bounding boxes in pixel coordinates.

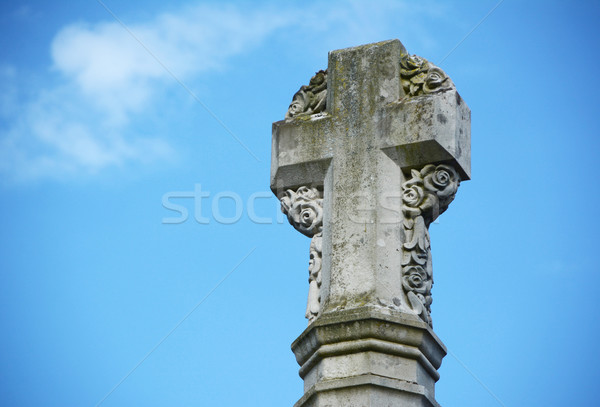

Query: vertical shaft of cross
[324,41,405,314]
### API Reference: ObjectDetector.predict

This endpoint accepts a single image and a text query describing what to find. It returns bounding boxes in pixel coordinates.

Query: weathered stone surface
[271,39,470,407]
[292,308,445,407]
[379,89,471,180]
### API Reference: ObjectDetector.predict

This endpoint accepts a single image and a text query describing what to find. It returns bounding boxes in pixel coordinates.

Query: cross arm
[379,89,471,180]
[270,115,334,193]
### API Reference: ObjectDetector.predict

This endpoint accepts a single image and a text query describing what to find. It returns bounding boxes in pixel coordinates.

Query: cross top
[271,39,470,326]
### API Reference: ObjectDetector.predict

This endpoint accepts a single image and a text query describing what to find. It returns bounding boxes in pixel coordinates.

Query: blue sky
[1,1,599,406]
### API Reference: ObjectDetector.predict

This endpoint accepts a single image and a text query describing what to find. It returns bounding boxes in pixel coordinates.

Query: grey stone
[271,39,470,407]
[292,307,445,407]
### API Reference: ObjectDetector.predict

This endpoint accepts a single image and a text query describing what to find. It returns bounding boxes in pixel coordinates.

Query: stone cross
[271,40,470,407]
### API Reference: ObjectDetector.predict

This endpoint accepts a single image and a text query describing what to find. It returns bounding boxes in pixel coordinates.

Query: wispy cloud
[0,69,173,182]
[50,4,292,124]
[0,1,454,184]
[0,3,292,183]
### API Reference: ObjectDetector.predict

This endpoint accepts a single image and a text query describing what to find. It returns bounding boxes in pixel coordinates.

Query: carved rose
[423,67,451,94]
[403,168,444,219]
[280,186,323,237]
[406,55,425,69]
[285,70,327,119]
[299,201,323,232]
[402,265,430,295]
[401,54,427,76]
[402,184,425,208]
[421,164,459,209]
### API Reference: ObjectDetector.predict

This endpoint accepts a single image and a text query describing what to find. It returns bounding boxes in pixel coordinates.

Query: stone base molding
[292,307,446,407]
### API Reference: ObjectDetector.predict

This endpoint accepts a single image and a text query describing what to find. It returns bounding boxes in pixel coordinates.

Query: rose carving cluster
[401,164,460,326]
[400,54,454,97]
[284,53,453,119]
[285,70,327,120]
[280,186,324,323]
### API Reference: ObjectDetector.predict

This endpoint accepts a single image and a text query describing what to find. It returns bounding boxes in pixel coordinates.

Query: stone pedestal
[292,307,446,407]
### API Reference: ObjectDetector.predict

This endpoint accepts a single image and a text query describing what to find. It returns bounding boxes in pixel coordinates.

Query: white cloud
[49,4,292,124]
[1,1,454,184]
[1,3,292,183]
[0,81,172,182]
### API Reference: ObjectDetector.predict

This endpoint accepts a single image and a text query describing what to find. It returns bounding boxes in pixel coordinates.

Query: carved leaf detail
[280,186,324,323]
[306,232,323,323]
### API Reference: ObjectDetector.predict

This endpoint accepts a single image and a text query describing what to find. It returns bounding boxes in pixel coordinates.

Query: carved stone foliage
[400,54,454,97]
[285,70,327,120]
[401,164,460,326]
[306,233,322,322]
[280,186,324,323]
